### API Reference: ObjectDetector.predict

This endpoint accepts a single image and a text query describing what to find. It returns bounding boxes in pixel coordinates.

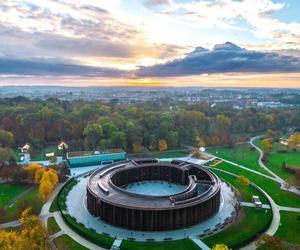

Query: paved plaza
[66,173,237,241]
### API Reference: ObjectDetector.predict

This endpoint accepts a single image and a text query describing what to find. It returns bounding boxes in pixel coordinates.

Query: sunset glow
[0,0,300,87]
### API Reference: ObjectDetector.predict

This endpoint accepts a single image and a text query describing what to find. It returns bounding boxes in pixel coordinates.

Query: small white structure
[21,143,31,153]
[252,195,262,209]
[45,152,55,157]
[199,147,206,152]
[57,140,68,150]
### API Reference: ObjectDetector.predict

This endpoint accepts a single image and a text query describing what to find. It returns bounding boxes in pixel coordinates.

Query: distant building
[45,152,55,157]
[21,143,31,153]
[252,196,262,209]
[57,140,68,150]
[67,149,126,168]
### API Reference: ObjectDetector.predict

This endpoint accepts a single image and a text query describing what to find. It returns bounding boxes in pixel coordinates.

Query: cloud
[0,58,127,77]
[136,42,300,77]
[144,0,171,9]
[0,0,186,68]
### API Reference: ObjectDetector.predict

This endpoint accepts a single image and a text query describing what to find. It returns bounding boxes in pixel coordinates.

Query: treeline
[0,96,299,153]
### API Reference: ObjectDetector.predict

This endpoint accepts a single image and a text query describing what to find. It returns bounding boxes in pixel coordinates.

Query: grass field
[214,162,300,207]
[254,139,300,182]
[203,207,272,249]
[50,179,79,212]
[47,217,60,235]
[213,170,268,204]
[30,145,63,161]
[120,239,200,250]
[63,214,115,249]
[1,187,43,223]
[53,234,89,250]
[275,211,300,245]
[0,183,29,207]
[154,149,190,159]
[207,144,272,176]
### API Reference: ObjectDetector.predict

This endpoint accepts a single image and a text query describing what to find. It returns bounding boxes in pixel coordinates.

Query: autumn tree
[288,132,300,151]
[237,175,250,186]
[25,164,58,202]
[132,141,141,153]
[212,244,230,250]
[0,208,49,250]
[19,208,50,250]
[261,138,272,153]
[159,139,168,152]
[257,234,284,250]
[0,230,20,250]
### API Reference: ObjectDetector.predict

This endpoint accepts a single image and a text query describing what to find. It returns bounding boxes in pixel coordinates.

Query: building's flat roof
[88,160,221,210]
[67,149,125,158]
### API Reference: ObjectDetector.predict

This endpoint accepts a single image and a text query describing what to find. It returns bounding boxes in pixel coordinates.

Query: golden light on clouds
[1,73,299,88]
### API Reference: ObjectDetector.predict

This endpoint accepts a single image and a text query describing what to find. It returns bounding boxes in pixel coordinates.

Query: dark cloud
[0,58,127,77]
[136,42,300,77]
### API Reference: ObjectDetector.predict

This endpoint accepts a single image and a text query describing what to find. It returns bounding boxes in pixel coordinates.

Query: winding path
[209,168,280,250]
[250,136,300,196]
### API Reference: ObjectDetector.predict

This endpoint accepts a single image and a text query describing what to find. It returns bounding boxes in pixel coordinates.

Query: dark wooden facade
[86,159,221,231]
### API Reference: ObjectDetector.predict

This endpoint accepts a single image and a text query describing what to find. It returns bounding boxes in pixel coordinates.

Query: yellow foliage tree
[19,208,49,250]
[0,230,20,250]
[41,169,59,187]
[261,138,272,153]
[24,163,43,182]
[132,142,141,153]
[0,208,49,250]
[38,180,53,202]
[212,244,230,250]
[25,164,59,202]
[237,175,250,186]
[34,167,45,183]
[288,132,300,151]
[158,139,168,152]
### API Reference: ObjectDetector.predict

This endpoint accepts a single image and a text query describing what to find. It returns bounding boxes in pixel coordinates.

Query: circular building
[86,159,221,231]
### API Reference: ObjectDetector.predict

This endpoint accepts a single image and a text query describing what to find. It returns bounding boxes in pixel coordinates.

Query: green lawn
[120,239,200,250]
[275,211,300,245]
[12,149,22,162]
[207,144,272,176]
[254,139,300,182]
[30,145,63,161]
[1,186,44,223]
[53,234,89,250]
[214,162,300,207]
[47,217,60,235]
[0,183,29,207]
[203,207,272,249]
[154,149,190,159]
[63,214,115,249]
[213,170,268,204]
[50,179,79,212]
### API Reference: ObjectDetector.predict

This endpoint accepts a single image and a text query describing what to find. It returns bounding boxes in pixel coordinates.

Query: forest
[0,96,299,160]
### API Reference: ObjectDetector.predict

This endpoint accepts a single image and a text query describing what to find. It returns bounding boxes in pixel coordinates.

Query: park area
[254,138,300,183]
[206,144,272,176]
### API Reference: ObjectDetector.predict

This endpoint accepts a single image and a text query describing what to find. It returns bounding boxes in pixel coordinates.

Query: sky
[0,0,300,88]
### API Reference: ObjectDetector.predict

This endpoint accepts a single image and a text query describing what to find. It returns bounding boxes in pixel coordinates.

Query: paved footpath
[53,211,106,250]
[4,187,34,209]
[250,136,300,196]
[0,220,21,229]
[210,168,280,250]
[191,237,210,250]
[278,206,300,212]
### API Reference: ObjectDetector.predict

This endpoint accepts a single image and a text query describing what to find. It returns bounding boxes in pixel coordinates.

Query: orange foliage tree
[158,139,168,152]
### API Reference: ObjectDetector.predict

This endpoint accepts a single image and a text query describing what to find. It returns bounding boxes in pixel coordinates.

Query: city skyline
[0,0,300,87]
